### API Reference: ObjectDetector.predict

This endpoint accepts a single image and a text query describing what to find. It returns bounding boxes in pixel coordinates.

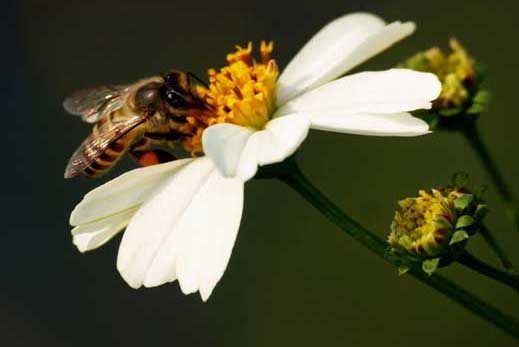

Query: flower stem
[479,225,515,270]
[457,251,519,291]
[461,121,519,233]
[264,158,519,338]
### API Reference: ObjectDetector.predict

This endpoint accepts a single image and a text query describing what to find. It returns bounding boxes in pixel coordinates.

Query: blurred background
[4,0,519,345]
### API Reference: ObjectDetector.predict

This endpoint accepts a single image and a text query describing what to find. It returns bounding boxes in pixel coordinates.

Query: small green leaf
[398,235,413,249]
[456,215,475,229]
[454,194,474,211]
[475,63,488,81]
[398,266,410,276]
[467,90,493,115]
[449,230,469,245]
[466,103,485,115]
[451,172,469,189]
[474,185,488,199]
[474,204,489,220]
[422,258,440,276]
[473,90,493,105]
[440,107,464,117]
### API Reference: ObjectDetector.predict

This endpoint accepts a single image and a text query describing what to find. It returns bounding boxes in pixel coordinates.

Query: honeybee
[64,70,209,178]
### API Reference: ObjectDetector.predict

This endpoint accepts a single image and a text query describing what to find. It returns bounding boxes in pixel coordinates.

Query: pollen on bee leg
[137,150,176,166]
[138,151,160,166]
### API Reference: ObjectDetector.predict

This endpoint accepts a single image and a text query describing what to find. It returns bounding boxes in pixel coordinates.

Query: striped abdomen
[65,105,147,179]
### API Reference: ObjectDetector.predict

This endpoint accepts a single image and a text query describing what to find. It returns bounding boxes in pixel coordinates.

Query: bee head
[161,70,205,111]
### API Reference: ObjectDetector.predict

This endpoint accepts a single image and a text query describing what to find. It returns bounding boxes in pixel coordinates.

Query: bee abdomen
[83,137,130,178]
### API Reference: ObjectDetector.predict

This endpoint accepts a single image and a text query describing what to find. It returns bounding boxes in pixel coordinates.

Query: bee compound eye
[166,90,187,109]
[135,83,160,108]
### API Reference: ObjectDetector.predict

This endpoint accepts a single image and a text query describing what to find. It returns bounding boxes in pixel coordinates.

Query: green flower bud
[388,183,487,275]
[400,39,491,128]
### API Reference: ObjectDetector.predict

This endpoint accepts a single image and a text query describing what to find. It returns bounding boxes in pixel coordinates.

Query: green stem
[479,225,515,270]
[462,121,519,232]
[264,158,519,338]
[457,251,519,291]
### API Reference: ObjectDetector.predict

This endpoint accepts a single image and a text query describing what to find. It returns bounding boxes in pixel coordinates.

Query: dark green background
[5,0,519,345]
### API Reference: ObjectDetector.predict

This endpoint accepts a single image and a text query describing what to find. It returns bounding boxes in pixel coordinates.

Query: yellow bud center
[389,189,459,257]
[402,39,476,111]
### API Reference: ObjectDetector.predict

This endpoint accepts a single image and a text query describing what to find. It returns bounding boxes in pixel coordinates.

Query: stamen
[181,41,279,154]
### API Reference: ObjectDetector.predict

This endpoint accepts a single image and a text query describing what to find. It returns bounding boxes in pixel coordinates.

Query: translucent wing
[64,114,148,178]
[63,85,130,123]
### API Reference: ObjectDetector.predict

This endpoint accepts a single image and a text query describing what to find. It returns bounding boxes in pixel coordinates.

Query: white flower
[70,12,441,301]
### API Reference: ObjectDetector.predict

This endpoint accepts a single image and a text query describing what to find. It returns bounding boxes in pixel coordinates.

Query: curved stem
[479,225,515,270]
[457,251,519,291]
[462,121,519,232]
[267,158,519,338]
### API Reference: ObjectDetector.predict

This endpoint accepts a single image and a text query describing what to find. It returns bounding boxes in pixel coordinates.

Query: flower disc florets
[389,189,459,258]
[184,42,279,153]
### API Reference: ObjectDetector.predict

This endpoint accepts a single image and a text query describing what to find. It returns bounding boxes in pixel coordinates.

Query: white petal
[170,170,243,301]
[202,115,311,181]
[202,124,254,177]
[277,69,442,117]
[277,13,415,105]
[117,157,244,301]
[71,207,137,253]
[70,159,193,226]
[246,114,311,167]
[310,111,430,136]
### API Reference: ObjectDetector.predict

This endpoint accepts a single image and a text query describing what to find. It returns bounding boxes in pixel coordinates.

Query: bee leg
[129,138,176,167]
[135,150,176,166]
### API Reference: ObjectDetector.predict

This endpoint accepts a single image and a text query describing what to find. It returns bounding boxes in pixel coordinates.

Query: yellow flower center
[389,189,459,257]
[182,42,279,154]
[401,39,476,111]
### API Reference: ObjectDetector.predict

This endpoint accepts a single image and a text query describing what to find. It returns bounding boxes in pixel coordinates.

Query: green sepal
[440,107,464,117]
[398,266,410,276]
[466,103,485,115]
[474,185,488,199]
[449,229,469,245]
[451,172,470,189]
[474,62,488,82]
[454,194,474,211]
[467,90,493,115]
[456,215,475,229]
[422,258,440,276]
[474,204,489,221]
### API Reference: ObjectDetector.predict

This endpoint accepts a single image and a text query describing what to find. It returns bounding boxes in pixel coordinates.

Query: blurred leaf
[474,204,489,220]
[454,194,474,211]
[452,172,470,188]
[473,90,493,104]
[467,90,493,114]
[422,258,440,275]
[398,266,410,276]
[440,107,464,117]
[449,230,469,245]
[456,215,475,229]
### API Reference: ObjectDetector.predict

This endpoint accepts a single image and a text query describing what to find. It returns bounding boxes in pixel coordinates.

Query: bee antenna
[187,72,209,89]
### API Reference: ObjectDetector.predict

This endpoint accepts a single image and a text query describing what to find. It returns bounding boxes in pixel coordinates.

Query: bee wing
[64,114,148,178]
[63,85,130,123]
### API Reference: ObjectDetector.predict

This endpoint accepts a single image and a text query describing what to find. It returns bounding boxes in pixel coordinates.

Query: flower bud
[400,39,491,125]
[388,182,487,275]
